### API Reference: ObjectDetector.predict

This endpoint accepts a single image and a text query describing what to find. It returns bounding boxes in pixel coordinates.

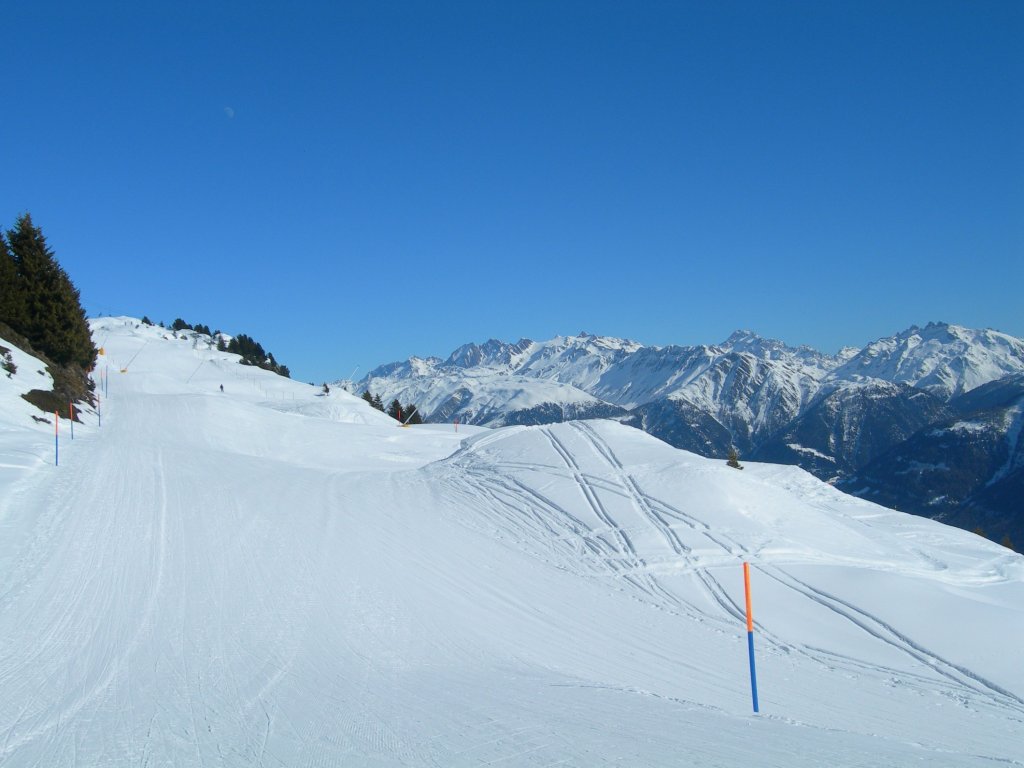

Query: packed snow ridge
[0,317,1022,766]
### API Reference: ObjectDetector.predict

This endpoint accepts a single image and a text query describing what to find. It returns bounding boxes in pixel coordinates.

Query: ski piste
[0,317,1021,766]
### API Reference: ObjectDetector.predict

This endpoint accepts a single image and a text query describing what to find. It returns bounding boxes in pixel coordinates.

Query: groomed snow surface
[1,318,1022,767]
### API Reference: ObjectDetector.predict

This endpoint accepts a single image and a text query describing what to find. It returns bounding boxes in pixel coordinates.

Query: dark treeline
[224,333,290,378]
[145,316,290,378]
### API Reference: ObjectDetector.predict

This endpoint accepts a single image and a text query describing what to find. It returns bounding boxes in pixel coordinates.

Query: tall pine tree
[0,232,20,328]
[4,214,95,369]
[387,399,403,421]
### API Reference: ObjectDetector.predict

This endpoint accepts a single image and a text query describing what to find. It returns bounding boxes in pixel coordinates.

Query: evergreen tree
[403,403,423,424]
[4,214,95,368]
[0,232,21,327]
[726,447,743,470]
[141,315,153,326]
[387,399,403,421]
[1001,534,1016,552]
[361,390,389,412]
[228,334,264,363]
[171,318,192,331]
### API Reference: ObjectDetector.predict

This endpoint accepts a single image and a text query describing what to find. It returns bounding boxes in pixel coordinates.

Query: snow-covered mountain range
[0,317,1022,765]
[350,322,1024,546]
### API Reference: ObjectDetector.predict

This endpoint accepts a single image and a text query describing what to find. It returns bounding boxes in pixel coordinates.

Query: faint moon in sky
[224,106,235,119]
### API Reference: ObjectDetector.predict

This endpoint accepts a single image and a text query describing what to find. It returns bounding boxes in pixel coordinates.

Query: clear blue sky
[3,1,1021,383]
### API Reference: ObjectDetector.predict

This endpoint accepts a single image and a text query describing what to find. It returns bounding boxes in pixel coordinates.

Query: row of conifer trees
[361,391,423,424]
[141,316,290,378]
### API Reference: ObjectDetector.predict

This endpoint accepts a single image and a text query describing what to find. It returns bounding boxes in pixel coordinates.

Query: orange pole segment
[743,562,754,632]
[743,562,760,712]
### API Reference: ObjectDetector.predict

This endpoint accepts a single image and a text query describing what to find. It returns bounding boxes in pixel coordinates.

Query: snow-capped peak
[716,330,839,369]
[832,322,1024,399]
[445,338,534,369]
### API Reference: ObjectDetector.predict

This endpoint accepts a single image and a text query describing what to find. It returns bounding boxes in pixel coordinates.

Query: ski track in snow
[567,421,754,627]
[0,319,1022,766]
[443,418,1024,740]
[761,567,1024,716]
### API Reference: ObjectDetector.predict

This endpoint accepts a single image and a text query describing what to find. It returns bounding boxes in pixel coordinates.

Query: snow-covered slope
[358,333,640,427]
[354,330,842,440]
[0,318,1022,766]
[754,380,954,479]
[0,335,59,492]
[611,349,814,459]
[355,324,1024,433]
[831,322,1024,399]
[360,368,626,428]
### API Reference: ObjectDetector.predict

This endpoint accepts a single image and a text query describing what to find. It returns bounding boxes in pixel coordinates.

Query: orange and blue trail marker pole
[743,562,760,713]
[54,410,59,466]
[69,401,75,440]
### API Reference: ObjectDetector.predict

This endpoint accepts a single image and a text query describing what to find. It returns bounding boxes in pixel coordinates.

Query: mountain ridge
[349,322,1024,546]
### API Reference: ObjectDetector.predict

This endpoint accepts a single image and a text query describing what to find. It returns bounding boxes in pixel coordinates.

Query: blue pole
[747,630,759,713]
[743,562,760,713]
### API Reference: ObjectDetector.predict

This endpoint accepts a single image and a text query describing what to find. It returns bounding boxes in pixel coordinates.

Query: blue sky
[3,1,1021,383]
